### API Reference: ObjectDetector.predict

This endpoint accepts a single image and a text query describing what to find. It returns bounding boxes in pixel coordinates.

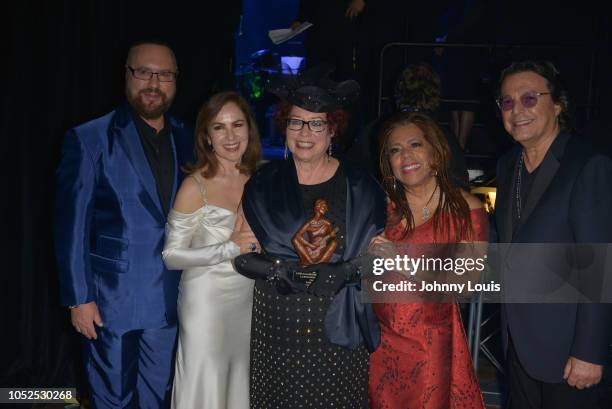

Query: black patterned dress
[249,167,370,408]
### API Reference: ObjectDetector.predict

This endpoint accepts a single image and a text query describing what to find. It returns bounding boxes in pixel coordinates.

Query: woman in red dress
[369,112,487,409]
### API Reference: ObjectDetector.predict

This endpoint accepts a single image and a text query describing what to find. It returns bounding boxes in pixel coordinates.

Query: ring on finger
[249,242,257,252]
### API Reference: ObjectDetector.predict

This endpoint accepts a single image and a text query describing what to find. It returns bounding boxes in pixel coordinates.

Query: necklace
[515,153,524,220]
[417,185,438,221]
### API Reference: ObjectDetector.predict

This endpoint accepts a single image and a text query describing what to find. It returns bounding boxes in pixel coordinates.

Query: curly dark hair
[394,63,441,113]
[497,60,572,131]
[273,100,350,142]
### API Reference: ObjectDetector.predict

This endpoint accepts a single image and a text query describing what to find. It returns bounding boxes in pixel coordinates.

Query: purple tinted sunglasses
[497,91,551,111]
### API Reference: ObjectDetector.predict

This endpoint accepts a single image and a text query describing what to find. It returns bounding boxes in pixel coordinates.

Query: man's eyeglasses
[126,66,177,82]
[287,118,328,132]
[497,91,551,112]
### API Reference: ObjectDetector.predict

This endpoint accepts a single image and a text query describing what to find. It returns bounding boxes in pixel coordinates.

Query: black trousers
[506,341,601,409]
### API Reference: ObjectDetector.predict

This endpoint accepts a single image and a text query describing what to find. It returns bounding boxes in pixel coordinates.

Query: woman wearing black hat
[232,67,386,407]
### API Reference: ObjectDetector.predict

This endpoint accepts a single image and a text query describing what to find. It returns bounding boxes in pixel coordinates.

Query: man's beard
[127,87,174,120]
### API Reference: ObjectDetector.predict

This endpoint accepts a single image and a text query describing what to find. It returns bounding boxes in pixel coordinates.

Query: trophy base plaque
[293,270,318,288]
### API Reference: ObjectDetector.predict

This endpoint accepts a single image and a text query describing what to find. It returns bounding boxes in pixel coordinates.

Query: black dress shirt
[512,157,540,232]
[131,109,174,215]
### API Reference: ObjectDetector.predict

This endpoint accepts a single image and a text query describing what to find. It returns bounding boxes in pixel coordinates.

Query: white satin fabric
[163,202,253,409]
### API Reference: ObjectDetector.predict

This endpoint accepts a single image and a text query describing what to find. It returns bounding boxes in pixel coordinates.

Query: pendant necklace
[420,185,438,221]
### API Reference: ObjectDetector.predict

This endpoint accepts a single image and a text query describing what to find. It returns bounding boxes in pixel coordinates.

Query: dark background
[3,0,242,388]
[2,0,611,391]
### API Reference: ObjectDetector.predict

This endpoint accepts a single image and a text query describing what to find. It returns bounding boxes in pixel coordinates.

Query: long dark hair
[378,112,472,242]
[185,91,261,178]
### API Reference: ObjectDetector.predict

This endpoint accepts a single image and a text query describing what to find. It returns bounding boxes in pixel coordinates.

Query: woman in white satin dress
[162,91,262,409]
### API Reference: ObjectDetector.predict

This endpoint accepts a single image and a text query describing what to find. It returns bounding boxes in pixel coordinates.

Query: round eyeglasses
[497,91,551,112]
[286,118,328,132]
[127,66,177,82]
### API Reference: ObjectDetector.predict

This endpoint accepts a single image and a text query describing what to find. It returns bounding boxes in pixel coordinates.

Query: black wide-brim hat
[266,64,360,113]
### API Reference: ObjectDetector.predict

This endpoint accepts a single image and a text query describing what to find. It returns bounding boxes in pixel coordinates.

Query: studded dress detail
[249,166,370,409]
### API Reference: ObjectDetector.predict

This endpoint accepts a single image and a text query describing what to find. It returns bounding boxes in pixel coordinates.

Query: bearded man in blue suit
[54,41,193,408]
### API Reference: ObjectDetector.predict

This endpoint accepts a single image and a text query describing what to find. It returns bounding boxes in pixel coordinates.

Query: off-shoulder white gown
[162,175,253,409]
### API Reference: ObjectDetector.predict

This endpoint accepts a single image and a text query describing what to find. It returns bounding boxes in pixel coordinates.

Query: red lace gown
[369,207,488,409]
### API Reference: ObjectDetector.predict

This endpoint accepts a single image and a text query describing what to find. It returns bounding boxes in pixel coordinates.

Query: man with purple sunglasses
[493,60,612,409]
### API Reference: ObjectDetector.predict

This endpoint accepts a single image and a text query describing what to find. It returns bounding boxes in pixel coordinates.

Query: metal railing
[377,42,600,126]
[377,42,604,402]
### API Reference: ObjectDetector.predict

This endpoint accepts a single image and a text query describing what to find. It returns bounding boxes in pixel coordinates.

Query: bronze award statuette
[291,199,339,287]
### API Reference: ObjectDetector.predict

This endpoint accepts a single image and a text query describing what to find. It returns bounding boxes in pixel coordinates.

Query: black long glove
[304,254,376,297]
[234,253,306,295]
